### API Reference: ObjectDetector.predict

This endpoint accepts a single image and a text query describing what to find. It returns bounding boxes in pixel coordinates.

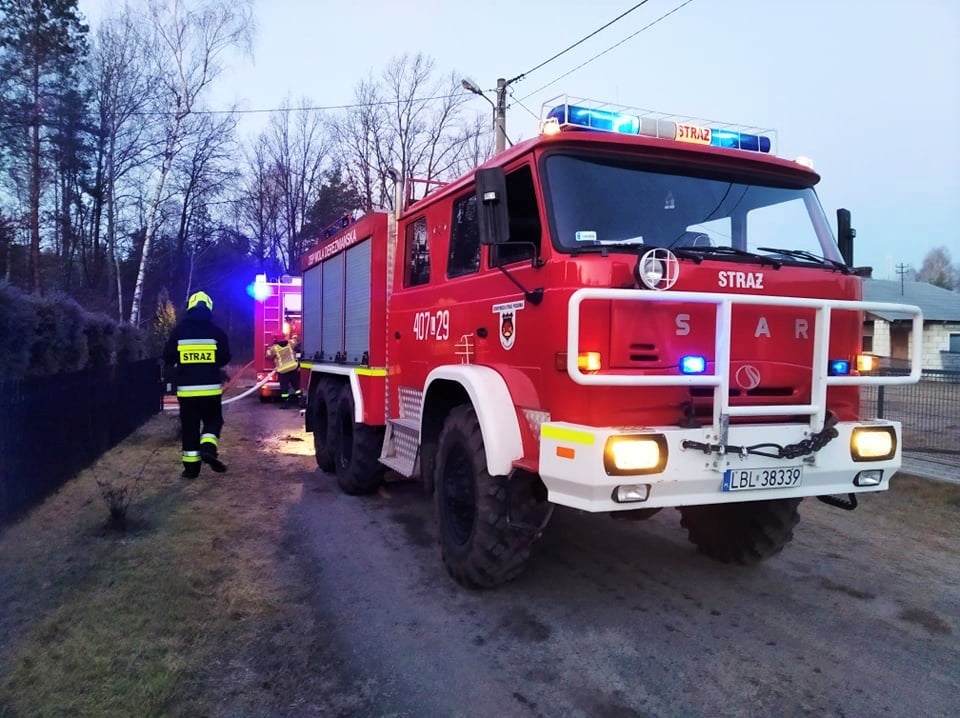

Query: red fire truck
[252,273,302,401]
[299,98,921,588]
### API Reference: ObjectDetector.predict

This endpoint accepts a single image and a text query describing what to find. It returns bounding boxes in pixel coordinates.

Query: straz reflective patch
[178,345,216,364]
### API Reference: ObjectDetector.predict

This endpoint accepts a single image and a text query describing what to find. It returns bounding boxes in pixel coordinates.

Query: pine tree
[0,0,89,293]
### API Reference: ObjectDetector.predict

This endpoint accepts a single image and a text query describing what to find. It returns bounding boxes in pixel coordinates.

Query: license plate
[722,466,803,492]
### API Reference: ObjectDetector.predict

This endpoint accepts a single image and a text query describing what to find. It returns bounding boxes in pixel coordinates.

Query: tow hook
[817,493,858,511]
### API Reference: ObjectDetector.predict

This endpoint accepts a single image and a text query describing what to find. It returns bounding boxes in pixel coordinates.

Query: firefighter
[267,333,300,407]
[163,291,232,478]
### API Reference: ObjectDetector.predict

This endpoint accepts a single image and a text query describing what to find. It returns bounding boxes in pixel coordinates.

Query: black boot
[200,447,227,473]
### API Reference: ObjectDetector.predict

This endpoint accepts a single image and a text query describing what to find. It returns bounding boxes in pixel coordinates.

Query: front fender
[424,365,523,476]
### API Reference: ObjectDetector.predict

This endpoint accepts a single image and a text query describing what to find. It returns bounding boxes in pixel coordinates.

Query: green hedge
[0,282,147,380]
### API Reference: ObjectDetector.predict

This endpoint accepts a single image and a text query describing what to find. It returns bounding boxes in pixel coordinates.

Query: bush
[85,313,118,367]
[116,323,145,362]
[0,283,145,376]
[0,281,38,380]
[27,292,90,376]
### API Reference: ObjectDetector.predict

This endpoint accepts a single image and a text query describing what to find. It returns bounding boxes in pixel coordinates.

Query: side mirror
[475,168,509,246]
[837,208,856,266]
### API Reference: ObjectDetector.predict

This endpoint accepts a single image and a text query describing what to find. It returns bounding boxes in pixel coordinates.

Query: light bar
[546,103,772,153]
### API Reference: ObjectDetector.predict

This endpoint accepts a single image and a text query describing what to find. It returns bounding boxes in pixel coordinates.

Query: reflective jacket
[162,308,232,398]
[269,340,298,374]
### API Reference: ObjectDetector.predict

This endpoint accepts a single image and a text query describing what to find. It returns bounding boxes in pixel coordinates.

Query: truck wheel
[333,384,384,495]
[435,404,531,589]
[311,379,337,472]
[679,498,802,565]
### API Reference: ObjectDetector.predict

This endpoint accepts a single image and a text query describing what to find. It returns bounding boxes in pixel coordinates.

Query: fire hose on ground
[163,360,281,409]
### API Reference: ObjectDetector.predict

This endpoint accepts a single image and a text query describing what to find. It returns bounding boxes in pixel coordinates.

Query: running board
[380,417,419,478]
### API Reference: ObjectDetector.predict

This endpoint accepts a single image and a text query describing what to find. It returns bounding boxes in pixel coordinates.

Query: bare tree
[128,0,252,326]
[329,76,386,212]
[236,134,283,268]
[264,98,330,270]
[329,54,491,213]
[917,246,958,291]
[89,10,157,318]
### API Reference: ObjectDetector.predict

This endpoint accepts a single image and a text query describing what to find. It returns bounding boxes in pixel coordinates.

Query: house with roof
[862,279,960,371]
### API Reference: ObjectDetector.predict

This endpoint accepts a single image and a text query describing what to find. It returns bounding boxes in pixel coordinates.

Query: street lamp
[461,77,511,154]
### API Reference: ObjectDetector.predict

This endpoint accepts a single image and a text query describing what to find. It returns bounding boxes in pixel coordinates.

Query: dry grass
[0,399,308,717]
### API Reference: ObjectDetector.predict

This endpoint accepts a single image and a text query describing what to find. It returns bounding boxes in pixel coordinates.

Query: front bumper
[538,420,902,512]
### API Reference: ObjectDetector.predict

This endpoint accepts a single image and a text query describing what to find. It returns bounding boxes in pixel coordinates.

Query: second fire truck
[299,97,922,588]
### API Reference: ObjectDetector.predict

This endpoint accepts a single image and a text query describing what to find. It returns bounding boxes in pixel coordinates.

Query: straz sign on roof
[675,123,712,145]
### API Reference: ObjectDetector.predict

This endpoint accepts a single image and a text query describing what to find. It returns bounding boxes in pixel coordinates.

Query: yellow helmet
[187,291,213,312]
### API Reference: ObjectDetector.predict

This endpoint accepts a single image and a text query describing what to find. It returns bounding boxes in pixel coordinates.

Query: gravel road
[243,400,960,718]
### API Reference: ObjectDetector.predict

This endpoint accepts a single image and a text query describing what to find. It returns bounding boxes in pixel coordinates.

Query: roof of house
[863,279,960,322]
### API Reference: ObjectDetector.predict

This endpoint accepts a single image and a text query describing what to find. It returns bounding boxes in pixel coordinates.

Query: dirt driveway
[1,394,958,717]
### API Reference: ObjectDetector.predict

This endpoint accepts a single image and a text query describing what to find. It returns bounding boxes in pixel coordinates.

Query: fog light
[850,426,896,461]
[604,435,667,475]
[613,484,651,503]
[854,469,883,486]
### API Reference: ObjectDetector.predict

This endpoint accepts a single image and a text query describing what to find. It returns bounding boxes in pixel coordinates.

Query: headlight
[604,435,668,475]
[850,426,897,461]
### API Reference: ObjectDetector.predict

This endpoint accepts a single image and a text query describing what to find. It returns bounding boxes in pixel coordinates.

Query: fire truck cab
[252,274,302,401]
[300,97,922,588]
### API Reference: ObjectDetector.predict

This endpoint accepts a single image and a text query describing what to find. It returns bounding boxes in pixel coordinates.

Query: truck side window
[404,217,430,287]
[447,194,480,278]
[493,165,542,266]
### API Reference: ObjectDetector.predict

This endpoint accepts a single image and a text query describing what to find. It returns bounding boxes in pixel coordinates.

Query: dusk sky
[80,0,960,277]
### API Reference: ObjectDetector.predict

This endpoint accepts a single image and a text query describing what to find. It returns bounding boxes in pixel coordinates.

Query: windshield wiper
[757,247,850,274]
[673,245,782,268]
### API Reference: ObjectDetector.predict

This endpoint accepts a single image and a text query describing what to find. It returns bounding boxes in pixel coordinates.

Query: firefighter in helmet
[162,291,232,478]
[267,333,300,407]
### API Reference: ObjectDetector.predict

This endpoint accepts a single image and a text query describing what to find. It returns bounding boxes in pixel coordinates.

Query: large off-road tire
[679,498,802,565]
[435,405,532,589]
[333,384,385,495]
[311,378,337,472]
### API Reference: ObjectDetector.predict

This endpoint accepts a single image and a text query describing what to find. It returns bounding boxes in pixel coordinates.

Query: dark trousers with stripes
[179,395,224,476]
[278,369,300,403]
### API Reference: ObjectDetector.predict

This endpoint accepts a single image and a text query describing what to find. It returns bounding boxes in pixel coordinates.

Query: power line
[519,0,697,101]
[127,92,464,116]
[510,1,653,84]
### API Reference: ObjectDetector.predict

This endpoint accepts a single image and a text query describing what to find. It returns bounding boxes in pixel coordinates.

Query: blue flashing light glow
[680,355,707,374]
[247,281,273,301]
[547,104,640,135]
[829,359,851,376]
[710,129,771,153]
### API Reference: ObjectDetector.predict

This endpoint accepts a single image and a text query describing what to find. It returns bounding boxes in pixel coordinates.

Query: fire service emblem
[492,300,524,351]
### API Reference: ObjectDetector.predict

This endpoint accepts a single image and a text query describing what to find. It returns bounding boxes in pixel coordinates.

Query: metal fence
[0,359,162,527]
[861,370,960,466]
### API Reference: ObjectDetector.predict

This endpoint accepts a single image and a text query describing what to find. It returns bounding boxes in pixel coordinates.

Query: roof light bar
[543,98,775,154]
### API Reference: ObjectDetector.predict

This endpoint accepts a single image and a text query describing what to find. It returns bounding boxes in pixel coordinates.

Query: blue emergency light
[547,103,772,154]
[829,359,851,376]
[247,276,273,301]
[680,355,707,374]
[547,104,640,134]
[710,129,772,153]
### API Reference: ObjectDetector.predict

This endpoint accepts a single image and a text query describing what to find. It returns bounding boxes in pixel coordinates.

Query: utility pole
[895,263,910,296]
[495,78,508,153]
[461,75,517,155]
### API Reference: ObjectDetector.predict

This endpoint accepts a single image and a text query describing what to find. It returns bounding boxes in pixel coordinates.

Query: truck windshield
[542,153,843,264]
